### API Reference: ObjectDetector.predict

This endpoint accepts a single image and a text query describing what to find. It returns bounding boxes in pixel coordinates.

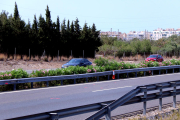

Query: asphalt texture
[0,73,180,119]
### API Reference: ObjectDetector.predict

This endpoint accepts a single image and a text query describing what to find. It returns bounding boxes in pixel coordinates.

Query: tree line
[0,2,102,58]
[99,35,180,57]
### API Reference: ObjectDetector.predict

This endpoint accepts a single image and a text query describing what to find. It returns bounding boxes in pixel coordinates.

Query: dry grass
[8,55,13,60]
[61,56,69,61]
[16,54,21,60]
[48,56,52,61]
[52,56,58,61]
[22,55,29,61]
[0,53,5,61]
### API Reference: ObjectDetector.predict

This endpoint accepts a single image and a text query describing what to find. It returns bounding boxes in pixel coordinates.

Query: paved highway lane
[1,73,180,119]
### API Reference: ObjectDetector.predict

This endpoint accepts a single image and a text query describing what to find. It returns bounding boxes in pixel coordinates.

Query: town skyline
[100,27,180,41]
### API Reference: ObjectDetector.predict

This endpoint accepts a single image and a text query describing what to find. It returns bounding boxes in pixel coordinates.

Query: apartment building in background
[100,28,180,41]
[100,31,125,40]
[152,28,180,40]
[126,30,152,41]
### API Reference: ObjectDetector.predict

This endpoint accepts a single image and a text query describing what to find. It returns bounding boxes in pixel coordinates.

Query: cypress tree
[32,15,38,34]
[38,14,46,51]
[70,21,74,34]
[74,18,81,52]
[67,19,70,32]
[56,16,60,32]
[45,5,52,29]
[13,2,19,20]
[81,22,88,50]
[91,23,102,51]
[74,18,81,36]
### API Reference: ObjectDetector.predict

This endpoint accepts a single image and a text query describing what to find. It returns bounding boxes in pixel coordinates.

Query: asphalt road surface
[0,73,180,120]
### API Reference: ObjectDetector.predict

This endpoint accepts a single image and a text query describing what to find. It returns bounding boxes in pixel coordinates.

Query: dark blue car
[61,58,92,68]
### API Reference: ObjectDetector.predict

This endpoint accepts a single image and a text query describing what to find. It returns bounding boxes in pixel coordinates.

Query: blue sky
[1,0,180,33]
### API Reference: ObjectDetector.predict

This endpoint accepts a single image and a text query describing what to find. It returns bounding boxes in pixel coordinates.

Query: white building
[100,31,123,40]
[152,28,180,40]
[126,30,152,41]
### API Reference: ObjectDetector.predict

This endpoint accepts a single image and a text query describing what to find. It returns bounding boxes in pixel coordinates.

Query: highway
[0,73,180,119]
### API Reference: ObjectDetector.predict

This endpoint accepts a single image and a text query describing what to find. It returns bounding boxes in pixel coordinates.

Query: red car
[145,54,163,62]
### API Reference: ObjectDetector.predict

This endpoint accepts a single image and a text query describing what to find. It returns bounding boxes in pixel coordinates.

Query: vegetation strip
[0,57,179,91]
[0,57,179,80]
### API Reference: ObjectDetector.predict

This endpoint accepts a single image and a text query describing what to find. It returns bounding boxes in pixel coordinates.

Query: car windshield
[148,55,157,58]
[68,59,82,63]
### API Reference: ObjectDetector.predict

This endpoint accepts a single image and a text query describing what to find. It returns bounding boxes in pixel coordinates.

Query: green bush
[94,57,109,66]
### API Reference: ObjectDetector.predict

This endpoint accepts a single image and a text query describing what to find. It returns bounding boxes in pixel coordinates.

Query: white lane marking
[92,86,132,92]
[0,73,180,95]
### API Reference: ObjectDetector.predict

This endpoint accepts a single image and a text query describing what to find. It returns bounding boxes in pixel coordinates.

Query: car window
[85,59,89,62]
[68,59,82,63]
[148,55,157,58]
[82,59,86,63]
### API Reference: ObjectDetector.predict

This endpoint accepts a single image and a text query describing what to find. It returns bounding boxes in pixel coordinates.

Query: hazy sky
[1,0,180,33]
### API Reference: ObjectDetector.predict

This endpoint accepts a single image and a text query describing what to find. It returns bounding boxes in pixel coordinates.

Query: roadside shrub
[94,57,109,66]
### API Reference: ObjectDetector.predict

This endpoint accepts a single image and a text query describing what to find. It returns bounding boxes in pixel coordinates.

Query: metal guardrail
[86,80,180,120]
[9,79,180,120]
[1,65,180,91]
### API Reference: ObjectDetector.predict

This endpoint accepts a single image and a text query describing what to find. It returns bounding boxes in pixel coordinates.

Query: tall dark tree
[45,5,52,29]
[67,20,70,32]
[32,15,38,34]
[91,23,102,51]
[13,2,19,20]
[38,14,46,52]
[81,22,89,50]
[74,18,81,37]
[56,16,60,32]
[74,18,81,53]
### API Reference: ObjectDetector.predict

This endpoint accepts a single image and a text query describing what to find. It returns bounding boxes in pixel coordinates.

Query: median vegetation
[0,57,180,91]
[0,57,180,80]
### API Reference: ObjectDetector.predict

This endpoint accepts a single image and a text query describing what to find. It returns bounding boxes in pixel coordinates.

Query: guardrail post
[14,84,16,90]
[144,71,146,76]
[117,74,119,79]
[152,70,154,75]
[86,78,88,82]
[140,87,147,115]
[31,82,33,88]
[170,82,177,108]
[173,68,174,73]
[61,80,63,85]
[49,113,58,120]
[166,69,168,74]
[179,68,180,72]
[157,84,162,111]
[47,81,49,87]
[127,73,129,78]
[97,76,99,81]
[105,106,111,120]
[100,103,111,120]
[159,70,161,75]
[135,72,137,77]
[108,75,110,80]
[74,79,76,84]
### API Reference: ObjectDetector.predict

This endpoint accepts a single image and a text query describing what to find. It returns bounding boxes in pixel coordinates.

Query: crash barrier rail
[10,79,180,120]
[1,65,180,91]
[86,80,180,120]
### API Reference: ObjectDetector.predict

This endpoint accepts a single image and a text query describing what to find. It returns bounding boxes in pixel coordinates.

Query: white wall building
[152,28,180,40]
[126,31,152,41]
